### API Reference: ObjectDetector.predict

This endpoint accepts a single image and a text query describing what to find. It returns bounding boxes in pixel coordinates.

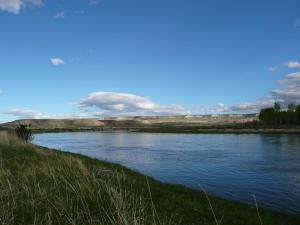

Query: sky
[0,0,300,122]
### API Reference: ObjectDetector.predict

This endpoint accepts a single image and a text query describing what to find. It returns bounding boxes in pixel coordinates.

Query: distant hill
[0,114,258,131]
[1,119,105,130]
[101,114,258,126]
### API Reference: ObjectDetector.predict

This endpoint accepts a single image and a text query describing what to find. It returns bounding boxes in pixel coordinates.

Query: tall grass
[0,132,172,225]
[0,131,20,146]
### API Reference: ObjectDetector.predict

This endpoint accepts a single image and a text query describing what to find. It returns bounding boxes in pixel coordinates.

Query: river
[34,132,300,213]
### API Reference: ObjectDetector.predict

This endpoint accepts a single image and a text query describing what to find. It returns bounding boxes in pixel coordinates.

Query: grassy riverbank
[0,132,299,225]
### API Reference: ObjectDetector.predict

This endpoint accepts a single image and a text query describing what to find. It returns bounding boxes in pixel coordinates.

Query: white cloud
[272,72,300,104]
[0,0,22,14]
[51,58,65,66]
[278,72,300,84]
[3,109,44,119]
[54,11,64,19]
[77,92,189,116]
[228,97,276,113]
[199,97,276,114]
[1,109,92,121]
[215,103,228,112]
[287,61,300,68]
[0,0,43,14]
[201,72,300,114]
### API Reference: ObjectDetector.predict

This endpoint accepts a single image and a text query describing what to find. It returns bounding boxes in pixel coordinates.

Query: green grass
[0,131,299,225]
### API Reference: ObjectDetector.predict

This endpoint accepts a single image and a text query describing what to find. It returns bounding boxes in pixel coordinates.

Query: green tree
[15,124,33,143]
[259,107,275,124]
[259,103,300,125]
[273,102,281,112]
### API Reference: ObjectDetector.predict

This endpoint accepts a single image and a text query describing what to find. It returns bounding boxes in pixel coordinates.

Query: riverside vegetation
[0,130,300,225]
[259,102,300,125]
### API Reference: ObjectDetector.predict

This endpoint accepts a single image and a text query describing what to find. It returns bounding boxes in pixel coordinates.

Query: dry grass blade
[253,194,263,225]
[199,184,220,225]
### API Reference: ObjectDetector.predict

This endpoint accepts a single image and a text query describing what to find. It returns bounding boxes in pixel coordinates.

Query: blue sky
[0,0,300,122]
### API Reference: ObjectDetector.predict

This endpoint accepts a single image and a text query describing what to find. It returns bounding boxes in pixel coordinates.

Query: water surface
[34,132,300,213]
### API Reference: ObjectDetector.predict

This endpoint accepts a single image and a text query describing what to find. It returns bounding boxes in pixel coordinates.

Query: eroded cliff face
[101,114,258,125]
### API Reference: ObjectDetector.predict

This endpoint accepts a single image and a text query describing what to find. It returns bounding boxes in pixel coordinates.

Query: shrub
[15,124,33,143]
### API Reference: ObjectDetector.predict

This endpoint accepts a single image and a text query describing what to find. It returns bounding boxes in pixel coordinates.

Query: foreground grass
[0,133,299,224]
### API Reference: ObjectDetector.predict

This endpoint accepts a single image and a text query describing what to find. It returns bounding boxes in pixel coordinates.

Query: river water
[34,132,300,213]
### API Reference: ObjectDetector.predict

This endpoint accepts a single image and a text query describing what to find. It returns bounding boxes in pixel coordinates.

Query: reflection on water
[34,132,300,213]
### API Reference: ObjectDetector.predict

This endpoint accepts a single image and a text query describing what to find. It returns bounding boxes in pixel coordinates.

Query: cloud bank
[3,71,299,120]
[1,109,91,121]
[3,109,44,119]
[77,92,189,116]
[273,72,300,103]
[200,72,300,114]
[238,72,300,111]
[0,0,43,14]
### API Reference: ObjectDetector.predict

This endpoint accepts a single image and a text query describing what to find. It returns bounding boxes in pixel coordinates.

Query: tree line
[259,103,300,125]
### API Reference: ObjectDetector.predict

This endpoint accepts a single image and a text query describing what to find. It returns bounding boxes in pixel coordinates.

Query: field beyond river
[0,131,300,225]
